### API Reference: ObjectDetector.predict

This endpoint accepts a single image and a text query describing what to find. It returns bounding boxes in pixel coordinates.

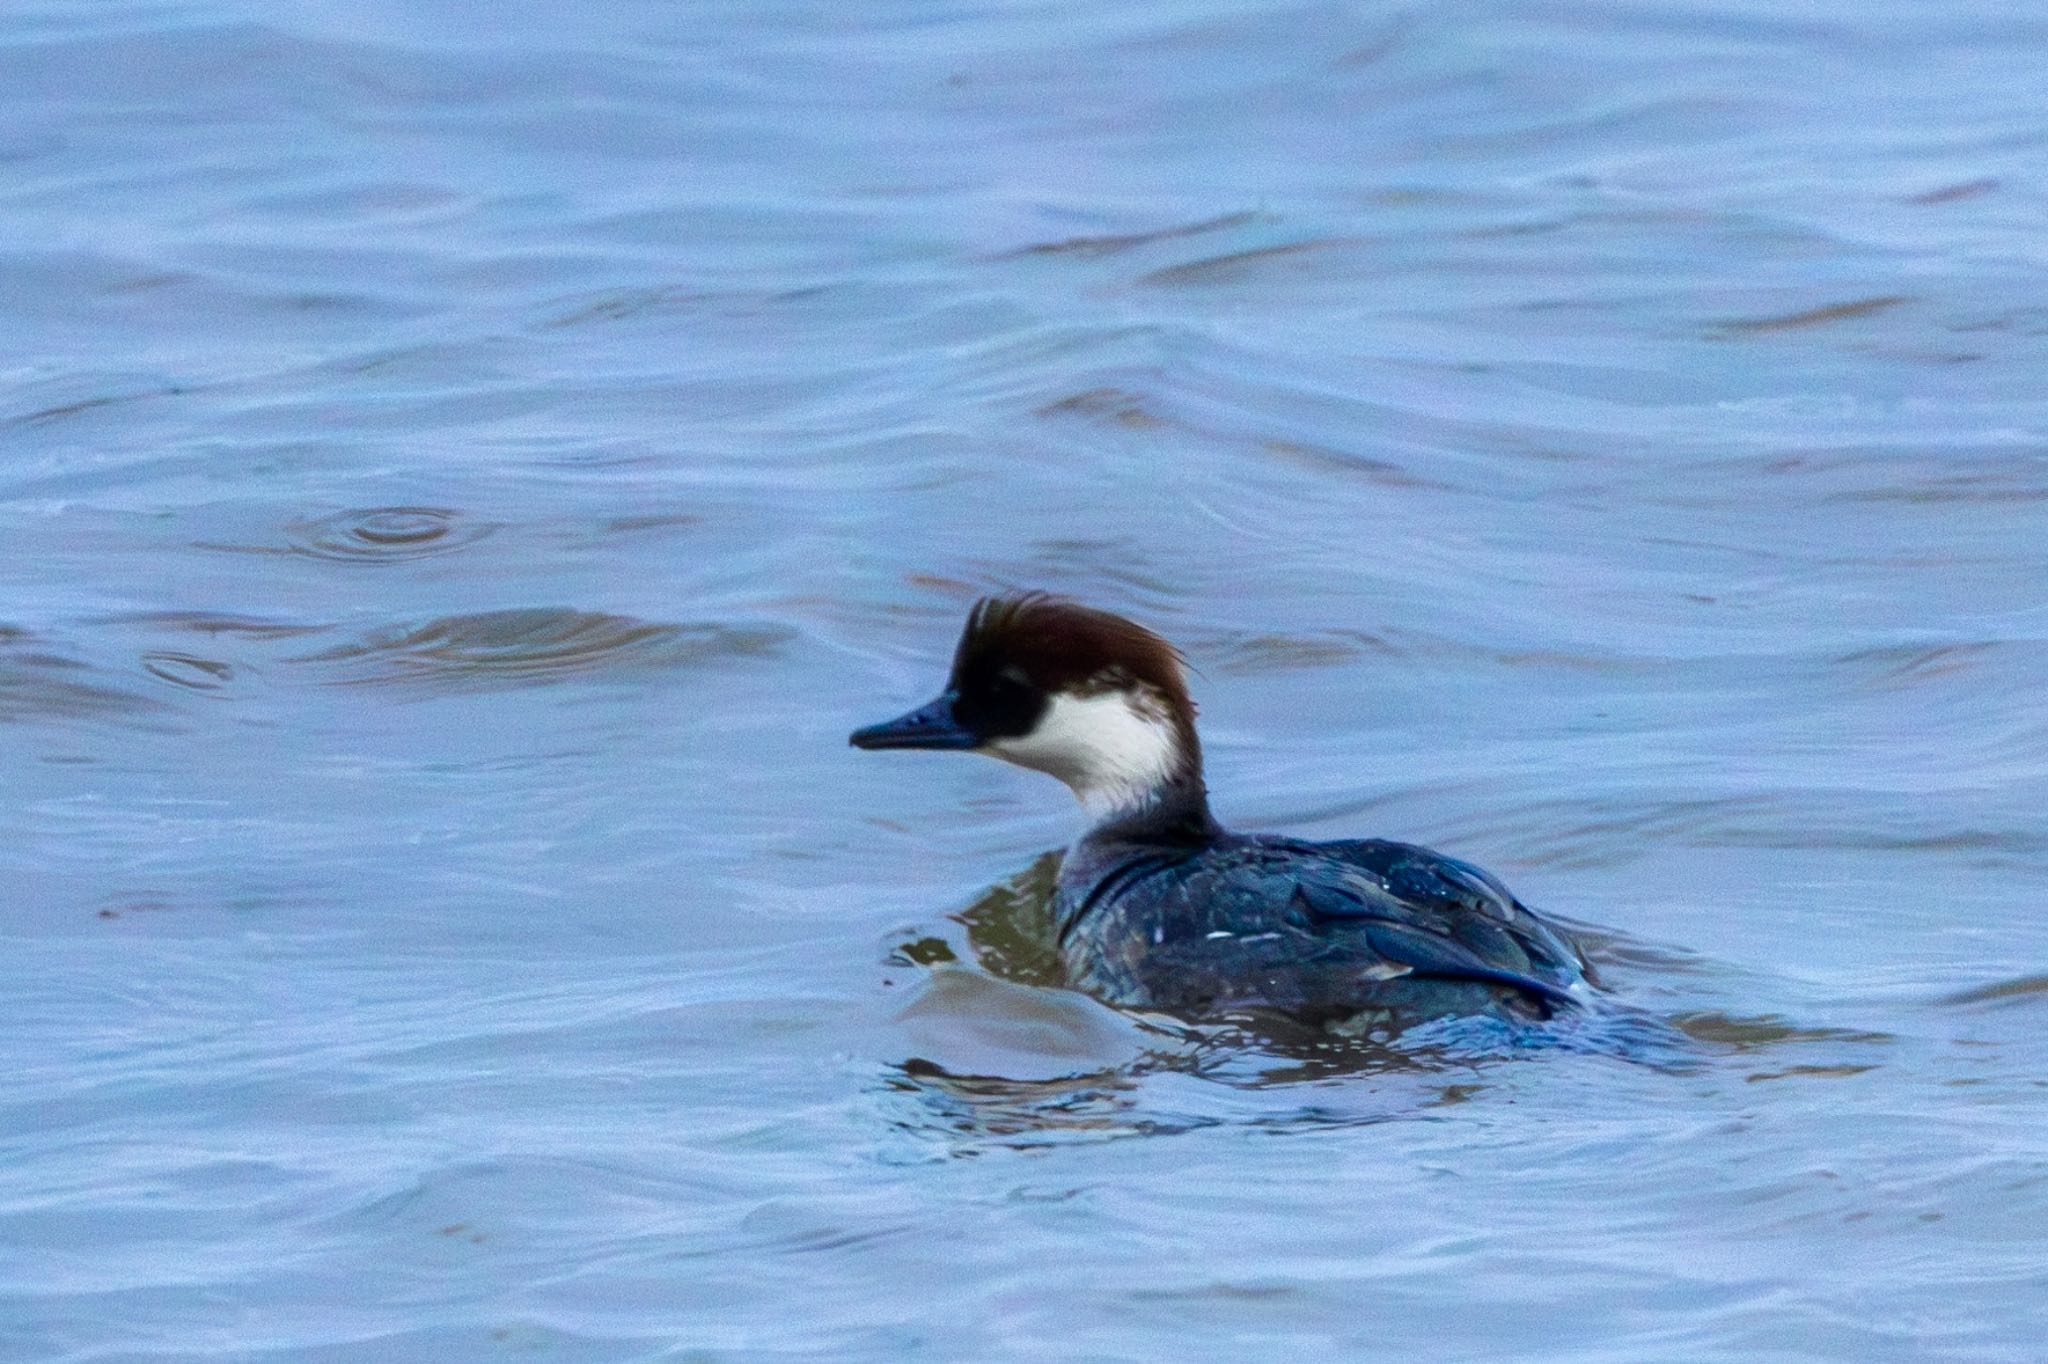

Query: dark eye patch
[952,663,1045,740]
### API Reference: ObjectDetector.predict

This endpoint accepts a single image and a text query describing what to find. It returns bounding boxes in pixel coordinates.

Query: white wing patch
[987,687,1183,820]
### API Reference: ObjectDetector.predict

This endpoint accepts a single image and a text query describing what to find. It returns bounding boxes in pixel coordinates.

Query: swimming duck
[852,594,1591,1027]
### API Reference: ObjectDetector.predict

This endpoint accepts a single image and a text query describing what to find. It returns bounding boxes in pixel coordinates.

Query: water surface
[4,0,2047,1359]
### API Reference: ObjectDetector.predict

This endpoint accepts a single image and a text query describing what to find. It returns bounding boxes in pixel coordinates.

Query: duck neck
[1075,760,1220,847]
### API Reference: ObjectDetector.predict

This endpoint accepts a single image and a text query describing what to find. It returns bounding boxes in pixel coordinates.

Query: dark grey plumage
[1056,827,1588,1025]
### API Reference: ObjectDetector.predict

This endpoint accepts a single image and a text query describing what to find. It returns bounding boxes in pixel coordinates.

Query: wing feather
[1280,840,1585,1010]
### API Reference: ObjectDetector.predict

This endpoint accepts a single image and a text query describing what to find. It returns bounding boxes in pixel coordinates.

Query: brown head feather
[947,594,1202,776]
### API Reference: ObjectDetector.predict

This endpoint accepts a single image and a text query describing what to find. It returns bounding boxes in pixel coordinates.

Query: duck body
[1057,814,1588,1025]
[852,594,1593,1029]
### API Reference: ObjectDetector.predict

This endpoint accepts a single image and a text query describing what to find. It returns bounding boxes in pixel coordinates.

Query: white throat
[987,688,1184,820]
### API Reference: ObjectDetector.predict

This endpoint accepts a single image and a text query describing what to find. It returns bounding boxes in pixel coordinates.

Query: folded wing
[1281,838,1587,1011]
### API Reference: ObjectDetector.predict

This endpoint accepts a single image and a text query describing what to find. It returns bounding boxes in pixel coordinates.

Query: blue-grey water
[5,0,2047,1358]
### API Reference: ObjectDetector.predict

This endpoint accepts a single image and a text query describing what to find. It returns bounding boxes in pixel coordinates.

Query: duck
[852,594,1591,1028]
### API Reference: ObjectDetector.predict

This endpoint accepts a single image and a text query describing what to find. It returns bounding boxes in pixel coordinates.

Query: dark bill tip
[849,692,979,751]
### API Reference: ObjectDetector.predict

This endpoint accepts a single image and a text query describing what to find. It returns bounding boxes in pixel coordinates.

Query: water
[4,0,2046,1357]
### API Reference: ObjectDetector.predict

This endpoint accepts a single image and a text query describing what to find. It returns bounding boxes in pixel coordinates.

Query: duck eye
[957,665,1043,739]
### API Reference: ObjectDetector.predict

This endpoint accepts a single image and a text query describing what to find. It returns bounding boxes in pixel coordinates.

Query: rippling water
[5,0,2047,1358]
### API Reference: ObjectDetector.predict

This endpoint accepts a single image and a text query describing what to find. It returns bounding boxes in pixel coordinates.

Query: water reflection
[0,628,160,725]
[994,210,1267,260]
[877,973,1691,1155]
[880,980,1493,1156]
[878,847,1906,1153]
[877,853,1799,1153]
[1934,975,2048,1009]
[138,651,234,694]
[952,851,1065,990]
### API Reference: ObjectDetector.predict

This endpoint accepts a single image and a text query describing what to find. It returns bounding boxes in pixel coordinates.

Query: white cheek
[988,690,1180,814]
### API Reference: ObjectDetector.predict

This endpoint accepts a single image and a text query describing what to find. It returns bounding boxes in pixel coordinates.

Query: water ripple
[995,211,1266,260]
[1937,975,2048,1008]
[139,651,233,694]
[1717,295,1914,334]
[0,630,158,725]
[1136,237,1366,288]
[284,507,496,564]
[293,608,787,692]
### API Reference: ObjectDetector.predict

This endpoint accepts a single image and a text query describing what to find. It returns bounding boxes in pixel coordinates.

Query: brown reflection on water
[109,611,326,641]
[1667,1012,1894,1051]
[954,851,1066,990]
[1935,974,2048,1008]
[139,651,233,694]
[1137,237,1369,289]
[1718,294,1914,334]
[292,608,788,693]
[994,210,1266,260]
[1,628,160,725]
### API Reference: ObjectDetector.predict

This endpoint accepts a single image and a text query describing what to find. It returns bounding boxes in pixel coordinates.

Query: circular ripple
[285,507,494,563]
